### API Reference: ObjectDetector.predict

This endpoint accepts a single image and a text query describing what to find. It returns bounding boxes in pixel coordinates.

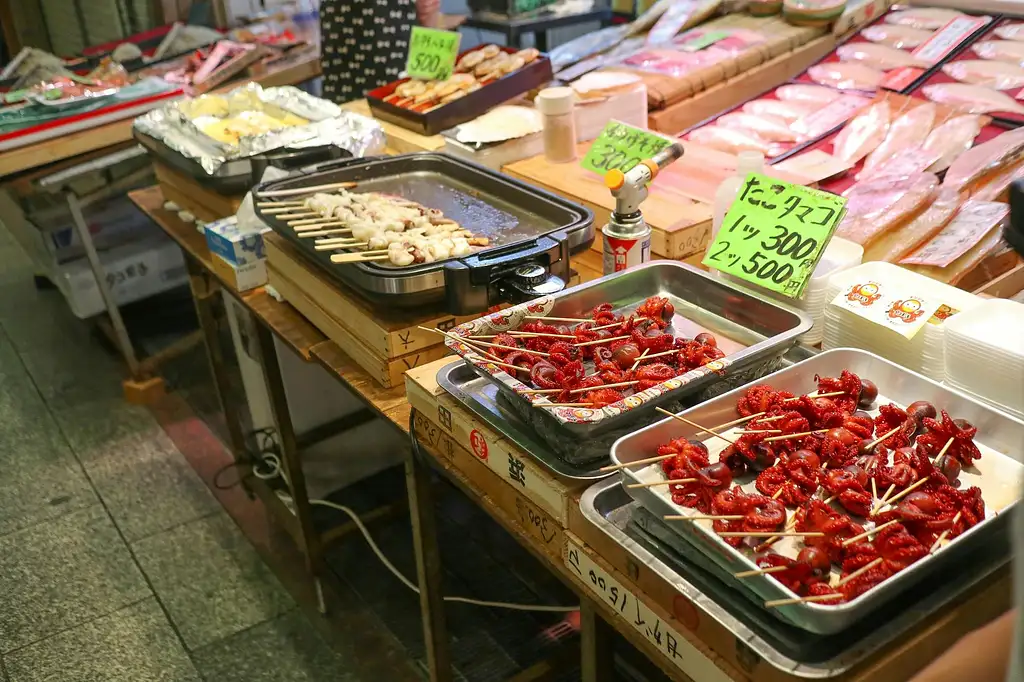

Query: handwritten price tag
[406,27,461,81]
[702,173,846,298]
[581,120,671,176]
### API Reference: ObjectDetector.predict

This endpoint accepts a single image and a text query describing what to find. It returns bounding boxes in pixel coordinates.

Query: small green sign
[581,121,671,176]
[406,27,462,81]
[678,30,731,52]
[702,173,847,299]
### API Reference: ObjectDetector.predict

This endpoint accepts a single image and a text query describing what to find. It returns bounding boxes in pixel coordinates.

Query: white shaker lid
[535,87,576,116]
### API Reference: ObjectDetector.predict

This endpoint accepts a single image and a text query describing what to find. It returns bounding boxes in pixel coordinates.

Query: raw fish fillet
[836,42,928,71]
[943,126,1024,192]
[836,173,939,247]
[864,187,960,263]
[860,24,933,49]
[902,224,1004,284]
[921,83,1024,115]
[741,98,819,122]
[870,145,942,178]
[808,62,884,91]
[973,40,1024,66]
[686,126,782,156]
[774,84,841,105]
[922,114,985,172]
[994,23,1024,42]
[832,100,890,165]
[885,8,963,31]
[715,112,799,142]
[942,60,1024,90]
[860,103,936,176]
[969,160,1024,201]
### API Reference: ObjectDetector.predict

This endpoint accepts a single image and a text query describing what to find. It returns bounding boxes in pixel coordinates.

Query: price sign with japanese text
[406,27,461,81]
[702,173,846,298]
[581,121,671,176]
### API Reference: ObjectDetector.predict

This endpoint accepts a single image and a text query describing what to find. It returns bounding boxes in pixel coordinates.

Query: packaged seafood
[740,98,820,122]
[901,200,1009,267]
[808,62,885,91]
[922,114,985,172]
[687,126,782,156]
[774,83,842,105]
[943,126,1024,193]
[860,24,934,49]
[922,83,1024,115]
[832,100,890,165]
[902,222,1006,284]
[836,172,939,247]
[789,93,874,140]
[994,23,1024,42]
[969,159,1024,202]
[885,7,964,31]
[863,187,961,263]
[714,112,799,142]
[836,43,927,71]
[972,40,1024,66]
[870,145,943,179]
[942,60,1024,90]
[859,102,936,176]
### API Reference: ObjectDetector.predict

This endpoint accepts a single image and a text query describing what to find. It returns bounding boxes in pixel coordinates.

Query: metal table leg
[253,322,326,613]
[407,415,453,682]
[580,601,615,682]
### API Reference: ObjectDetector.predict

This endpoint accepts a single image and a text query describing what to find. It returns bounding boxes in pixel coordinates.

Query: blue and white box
[204,216,270,266]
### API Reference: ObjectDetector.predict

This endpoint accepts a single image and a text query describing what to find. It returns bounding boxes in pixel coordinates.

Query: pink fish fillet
[859,103,936,177]
[864,187,961,263]
[808,62,885,91]
[836,173,939,247]
[832,100,890,165]
[922,114,985,172]
[994,22,1024,42]
[686,126,782,156]
[884,7,964,30]
[859,24,934,49]
[774,84,841,105]
[943,126,1024,193]
[922,83,1024,115]
[973,40,1024,66]
[741,98,820,122]
[836,42,927,71]
[715,112,799,142]
[942,60,1024,90]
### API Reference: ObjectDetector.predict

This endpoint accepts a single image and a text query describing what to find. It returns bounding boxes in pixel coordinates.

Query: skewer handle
[256,181,358,198]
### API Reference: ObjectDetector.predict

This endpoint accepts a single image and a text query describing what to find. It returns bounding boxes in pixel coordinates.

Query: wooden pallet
[153,160,244,222]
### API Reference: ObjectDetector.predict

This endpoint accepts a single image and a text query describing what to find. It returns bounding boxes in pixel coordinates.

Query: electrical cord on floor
[252,450,578,613]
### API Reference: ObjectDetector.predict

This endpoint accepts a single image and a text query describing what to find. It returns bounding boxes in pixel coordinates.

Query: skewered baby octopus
[736,384,796,417]
[916,410,982,467]
[671,462,734,513]
[794,499,866,564]
[756,546,832,595]
[822,464,873,517]
[712,487,787,547]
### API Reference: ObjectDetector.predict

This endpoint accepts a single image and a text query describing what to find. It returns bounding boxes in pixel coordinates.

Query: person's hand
[909,610,1015,682]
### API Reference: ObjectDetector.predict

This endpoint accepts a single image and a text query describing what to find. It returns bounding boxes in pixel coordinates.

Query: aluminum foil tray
[445,261,812,440]
[611,348,1024,634]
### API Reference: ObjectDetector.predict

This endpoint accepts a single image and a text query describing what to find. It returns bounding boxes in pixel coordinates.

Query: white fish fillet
[973,40,1024,66]
[808,62,884,91]
[864,187,961,263]
[715,112,799,142]
[860,24,933,49]
[922,114,985,172]
[832,100,890,164]
[994,23,1024,42]
[836,173,939,247]
[942,60,1024,90]
[885,8,963,31]
[860,103,936,176]
[944,126,1024,192]
[741,98,820,122]
[836,42,928,71]
[686,126,783,156]
[774,84,841,105]
[922,83,1024,115]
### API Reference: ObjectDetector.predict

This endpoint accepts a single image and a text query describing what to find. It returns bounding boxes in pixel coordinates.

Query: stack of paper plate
[944,299,1024,419]
[822,262,983,382]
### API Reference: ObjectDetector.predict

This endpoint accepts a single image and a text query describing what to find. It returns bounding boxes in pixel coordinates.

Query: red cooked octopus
[916,410,982,467]
[814,370,863,413]
[822,465,873,517]
[711,488,786,547]
[795,500,865,564]
[873,404,916,450]
[658,439,710,477]
[736,384,796,417]
[635,296,675,328]
[755,548,830,595]
[754,450,820,507]
[670,462,733,513]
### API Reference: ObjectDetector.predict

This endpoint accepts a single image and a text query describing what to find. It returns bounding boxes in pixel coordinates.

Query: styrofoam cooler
[944,299,1024,419]
[822,262,983,382]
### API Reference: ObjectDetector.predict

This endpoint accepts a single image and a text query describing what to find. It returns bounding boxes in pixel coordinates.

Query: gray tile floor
[0,227,352,680]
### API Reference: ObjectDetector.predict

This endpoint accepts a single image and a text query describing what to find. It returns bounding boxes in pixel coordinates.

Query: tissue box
[211,253,268,292]
[204,216,269,266]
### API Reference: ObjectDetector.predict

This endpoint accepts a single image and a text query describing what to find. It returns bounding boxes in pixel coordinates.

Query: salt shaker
[535,87,577,164]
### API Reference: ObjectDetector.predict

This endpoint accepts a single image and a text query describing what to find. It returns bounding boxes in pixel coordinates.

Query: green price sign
[581,121,672,176]
[678,30,730,52]
[702,173,847,298]
[406,27,462,81]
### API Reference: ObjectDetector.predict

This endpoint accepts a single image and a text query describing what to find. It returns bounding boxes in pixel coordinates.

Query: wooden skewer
[626,478,697,489]
[519,388,561,395]
[764,593,843,608]
[735,565,791,578]
[315,237,362,245]
[871,478,878,503]
[763,429,829,443]
[717,531,825,538]
[872,484,896,514]
[298,228,354,238]
[929,511,962,553]
[772,488,785,500]
[737,429,782,434]
[575,335,631,347]
[289,215,340,226]
[536,403,594,408]
[256,181,357,198]
[835,557,883,588]
[508,331,576,339]
[524,315,589,322]
[315,242,367,251]
[262,207,311,214]
[630,348,650,372]
[665,514,744,521]
[294,222,349,232]
[637,348,678,362]
[875,457,950,513]
[569,380,637,394]
[256,201,303,207]
[842,519,901,547]
[865,426,901,450]
[483,359,530,373]
[655,408,736,445]
[599,453,680,472]
[418,327,551,357]
[330,249,388,261]
[783,391,847,402]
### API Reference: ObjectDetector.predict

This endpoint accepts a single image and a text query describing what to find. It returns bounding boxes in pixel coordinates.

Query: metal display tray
[581,479,1009,678]
[252,153,595,314]
[445,261,812,440]
[611,348,1024,634]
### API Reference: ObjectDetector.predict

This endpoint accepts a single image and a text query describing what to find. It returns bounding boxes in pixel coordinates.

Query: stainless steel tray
[580,478,1009,679]
[446,261,812,439]
[611,348,1024,634]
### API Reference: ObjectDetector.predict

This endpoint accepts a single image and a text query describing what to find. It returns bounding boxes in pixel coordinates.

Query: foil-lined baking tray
[133,82,385,189]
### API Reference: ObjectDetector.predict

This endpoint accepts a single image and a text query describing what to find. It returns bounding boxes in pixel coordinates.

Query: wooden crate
[153,161,244,222]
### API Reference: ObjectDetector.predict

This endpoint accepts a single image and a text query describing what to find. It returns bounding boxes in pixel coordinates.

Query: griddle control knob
[512,264,548,286]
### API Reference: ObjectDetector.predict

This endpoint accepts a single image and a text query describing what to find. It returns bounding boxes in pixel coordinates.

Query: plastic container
[535,87,578,164]
[944,299,1024,418]
[711,150,764,239]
